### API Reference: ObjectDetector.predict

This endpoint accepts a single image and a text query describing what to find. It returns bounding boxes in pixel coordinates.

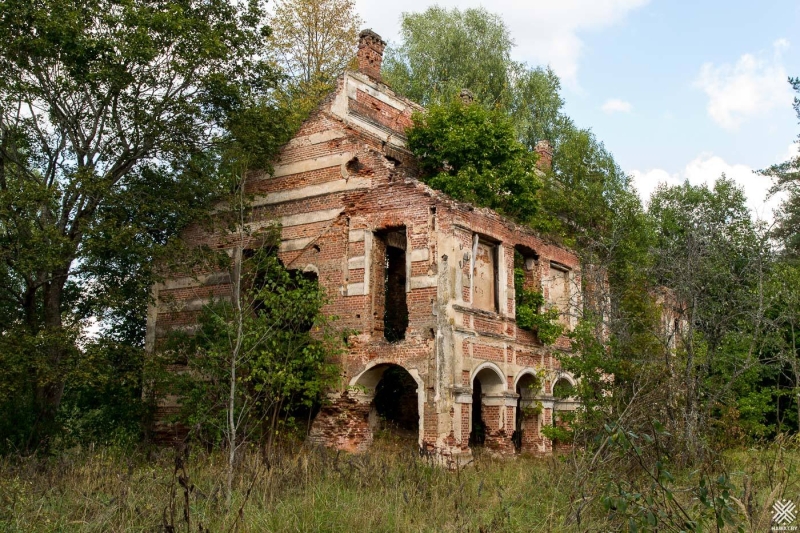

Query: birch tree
[268,0,363,85]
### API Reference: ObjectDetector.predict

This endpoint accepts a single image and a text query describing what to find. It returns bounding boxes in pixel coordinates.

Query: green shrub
[513,266,563,345]
[407,98,542,225]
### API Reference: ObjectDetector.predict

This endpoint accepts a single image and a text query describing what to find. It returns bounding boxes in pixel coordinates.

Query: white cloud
[629,168,682,205]
[631,153,783,221]
[601,98,632,114]
[780,141,800,163]
[694,40,794,130]
[355,0,650,87]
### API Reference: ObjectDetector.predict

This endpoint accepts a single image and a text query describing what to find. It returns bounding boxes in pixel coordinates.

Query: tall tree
[647,177,772,451]
[0,0,288,445]
[382,7,636,245]
[383,7,514,108]
[268,0,363,85]
[760,77,800,256]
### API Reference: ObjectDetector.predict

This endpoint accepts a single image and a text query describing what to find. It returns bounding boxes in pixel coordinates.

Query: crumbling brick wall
[146,30,582,461]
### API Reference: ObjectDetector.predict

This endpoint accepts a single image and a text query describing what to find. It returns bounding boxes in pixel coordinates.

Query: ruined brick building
[146,30,582,463]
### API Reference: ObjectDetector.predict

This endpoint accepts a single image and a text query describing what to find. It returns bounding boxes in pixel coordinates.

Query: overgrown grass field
[1,436,799,532]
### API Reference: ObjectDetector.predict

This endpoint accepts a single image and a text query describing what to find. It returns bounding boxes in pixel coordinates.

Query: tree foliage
[649,178,771,445]
[760,77,800,256]
[383,7,514,108]
[386,7,640,248]
[268,0,362,86]
[513,255,563,345]
[0,0,290,448]
[407,97,542,224]
[166,239,340,448]
[383,6,568,152]
[266,0,362,164]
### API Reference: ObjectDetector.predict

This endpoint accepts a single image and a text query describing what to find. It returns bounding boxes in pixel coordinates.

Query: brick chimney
[534,140,553,171]
[357,29,385,82]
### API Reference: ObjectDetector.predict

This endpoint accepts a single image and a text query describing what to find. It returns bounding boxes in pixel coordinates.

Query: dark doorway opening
[469,368,506,449]
[469,379,485,447]
[514,383,524,451]
[373,365,418,432]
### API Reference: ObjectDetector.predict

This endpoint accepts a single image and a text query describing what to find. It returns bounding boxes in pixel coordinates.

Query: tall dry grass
[1,434,799,532]
[0,435,578,532]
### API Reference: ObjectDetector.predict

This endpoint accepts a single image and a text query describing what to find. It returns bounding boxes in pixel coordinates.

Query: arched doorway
[514,372,542,453]
[551,376,577,449]
[353,363,420,448]
[469,366,506,449]
[373,365,419,437]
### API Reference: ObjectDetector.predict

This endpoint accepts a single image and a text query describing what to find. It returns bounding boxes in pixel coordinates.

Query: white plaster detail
[160,273,230,291]
[348,256,365,269]
[280,208,344,228]
[554,372,578,387]
[350,77,411,112]
[247,208,344,233]
[348,229,365,242]
[454,392,473,404]
[481,395,519,407]
[330,73,411,149]
[270,152,353,179]
[410,248,429,262]
[470,361,507,391]
[363,231,372,296]
[251,177,371,207]
[470,234,479,302]
[347,282,365,295]
[279,237,314,252]
[497,244,507,317]
[513,369,542,390]
[286,130,346,148]
[410,276,437,289]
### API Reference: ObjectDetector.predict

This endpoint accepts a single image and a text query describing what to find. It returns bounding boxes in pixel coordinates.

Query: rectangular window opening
[373,227,408,342]
[514,247,540,295]
[548,261,571,326]
[473,237,498,313]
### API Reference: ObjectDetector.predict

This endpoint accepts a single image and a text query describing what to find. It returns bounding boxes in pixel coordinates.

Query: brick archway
[514,370,544,454]
[309,362,423,452]
[469,364,514,454]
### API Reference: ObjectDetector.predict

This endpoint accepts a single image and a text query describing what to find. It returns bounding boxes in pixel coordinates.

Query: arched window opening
[469,367,505,448]
[514,373,542,453]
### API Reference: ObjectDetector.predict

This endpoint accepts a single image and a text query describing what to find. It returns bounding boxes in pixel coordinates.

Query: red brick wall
[149,69,581,455]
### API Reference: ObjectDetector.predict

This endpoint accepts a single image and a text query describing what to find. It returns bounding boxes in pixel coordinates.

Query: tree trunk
[31,268,70,444]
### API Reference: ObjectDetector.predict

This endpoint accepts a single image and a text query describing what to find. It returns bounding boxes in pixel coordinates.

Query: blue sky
[355,0,800,220]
